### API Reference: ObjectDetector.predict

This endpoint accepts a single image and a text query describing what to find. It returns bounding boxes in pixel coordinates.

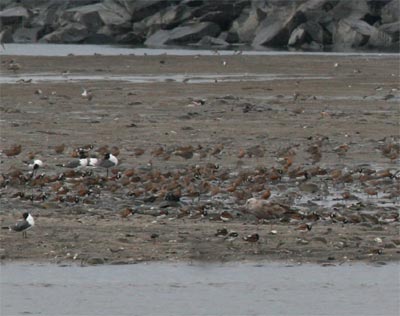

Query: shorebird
[28,159,43,178]
[97,153,118,176]
[2,212,35,238]
[7,60,21,73]
[296,223,313,232]
[59,157,98,169]
[243,233,259,242]
[3,144,22,157]
[81,88,93,101]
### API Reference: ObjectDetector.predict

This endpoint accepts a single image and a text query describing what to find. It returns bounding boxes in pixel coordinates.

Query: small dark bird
[296,223,313,232]
[120,208,135,218]
[215,228,228,237]
[243,233,260,242]
[2,212,35,238]
[3,144,22,157]
[8,60,21,73]
[54,144,65,154]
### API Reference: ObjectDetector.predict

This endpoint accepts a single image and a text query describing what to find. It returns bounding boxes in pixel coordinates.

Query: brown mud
[0,54,399,265]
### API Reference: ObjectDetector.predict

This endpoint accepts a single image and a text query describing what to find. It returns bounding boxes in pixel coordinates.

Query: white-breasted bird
[2,212,35,238]
[28,159,43,178]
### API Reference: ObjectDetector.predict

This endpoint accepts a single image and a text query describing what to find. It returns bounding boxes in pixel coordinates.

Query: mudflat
[0,53,399,265]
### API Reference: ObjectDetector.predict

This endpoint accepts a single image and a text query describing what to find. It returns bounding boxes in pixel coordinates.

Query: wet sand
[0,53,399,265]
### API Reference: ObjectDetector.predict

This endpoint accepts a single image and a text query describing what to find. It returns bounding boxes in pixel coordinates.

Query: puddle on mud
[1,261,399,316]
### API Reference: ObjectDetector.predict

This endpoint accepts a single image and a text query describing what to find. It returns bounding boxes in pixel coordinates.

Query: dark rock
[84,32,115,44]
[66,5,104,33]
[12,26,42,43]
[218,31,239,43]
[379,21,400,42]
[194,1,247,30]
[86,257,105,265]
[288,26,306,46]
[134,4,194,37]
[331,0,370,21]
[0,6,29,19]
[301,40,323,50]
[144,29,171,46]
[39,23,89,43]
[229,7,263,43]
[196,35,229,47]
[252,8,307,47]
[334,18,392,49]
[289,20,331,47]
[0,26,13,43]
[30,2,67,31]
[0,6,29,26]
[181,0,204,7]
[381,0,399,24]
[145,21,220,46]
[123,0,171,23]
[297,0,337,21]
[199,11,233,29]
[115,31,144,44]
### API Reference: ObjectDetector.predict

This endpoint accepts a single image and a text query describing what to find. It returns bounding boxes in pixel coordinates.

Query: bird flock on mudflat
[1,134,399,240]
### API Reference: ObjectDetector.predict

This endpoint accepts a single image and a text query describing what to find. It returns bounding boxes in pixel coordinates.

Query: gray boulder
[12,26,42,43]
[144,29,170,46]
[288,26,306,46]
[195,35,230,47]
[218,31,239,43]
[193,1,247,29]
[288,20,330,47]
[66,5,104,33]
[0,6,29,19]
[229,6,263,43]
[0,6,29,26]
[39,22,89,43]
[122,0,171,23]
[334,18,392,49]
[331,0,370,21]
[379,21,400,43]
[381,0,399,24]
[134,4,194,38]
[0,26,13,43]
[252,8,306,47]
[145,22,221,46]
[65,3,131,31]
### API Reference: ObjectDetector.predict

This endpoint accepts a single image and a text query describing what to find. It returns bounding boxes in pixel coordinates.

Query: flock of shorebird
[1,136,399,240]
[1,145,119,238]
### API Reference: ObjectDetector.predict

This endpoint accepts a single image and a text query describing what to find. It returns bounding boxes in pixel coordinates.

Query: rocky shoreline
[0,0,399,51]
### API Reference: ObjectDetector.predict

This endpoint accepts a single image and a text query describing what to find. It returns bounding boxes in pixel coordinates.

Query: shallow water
[1,43,398,57]
[1,262,399,316]
[0,73,332,84]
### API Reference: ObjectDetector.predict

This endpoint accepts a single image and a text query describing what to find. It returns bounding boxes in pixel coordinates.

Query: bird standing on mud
[97,153,118,177]
[2,212,35,238]
[28,159,43,178]
[7,60,21,73]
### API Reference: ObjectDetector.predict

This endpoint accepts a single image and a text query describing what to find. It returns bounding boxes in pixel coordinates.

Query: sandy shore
[0,53,399,265]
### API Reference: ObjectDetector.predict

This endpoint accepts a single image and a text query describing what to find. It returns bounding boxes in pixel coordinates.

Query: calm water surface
[0,43,398,57]
[1,262,399,316]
